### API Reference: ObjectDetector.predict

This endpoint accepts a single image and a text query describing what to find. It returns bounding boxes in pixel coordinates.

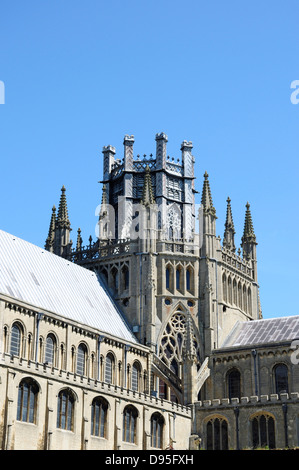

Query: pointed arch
[238,281,242,310]
[222,273,227,303]
[186,264,194,294]
[110,266,119,292]
[175,263,183,292]
[228,276,232,304]
[248,286,252,315]
[233,278,237,305]
[250,412,276,449]
[158,308,202,379]
[121,263,130,291]
[76,342,88,376]
[243,284,247,312]
[165,262,174,293]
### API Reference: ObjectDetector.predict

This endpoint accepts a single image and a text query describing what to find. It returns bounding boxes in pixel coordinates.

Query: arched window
[206,417,228,450]
[10,322,22,357]
[274,364,289,395]
[105,353,115,384]
[176,268,181,290]
[57,389,75,431]
[243,284,247,312]
[186,269,190,291]
[77,343,87,376]
[166,267,170,290]
[121,265,129,291]
[248,287,252,315]
[91,397,108,438]
[251,414,275,449]
[17,378,39,423]
[227,368,241,400]
[238,282,242,309]
[132,362,141,391]
[222,274,227,303]
[123,405,138,443]
[228,276,232,304]
[165,264,174,292]
[111,267,119,291]
[233,279,237,305]
[45,334,55,365]
[151,412,164,448]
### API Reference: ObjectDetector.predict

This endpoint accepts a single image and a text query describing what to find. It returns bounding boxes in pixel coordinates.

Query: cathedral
[1,132,299,450]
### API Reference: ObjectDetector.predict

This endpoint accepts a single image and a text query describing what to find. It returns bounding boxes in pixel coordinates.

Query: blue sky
[0,0,298,319]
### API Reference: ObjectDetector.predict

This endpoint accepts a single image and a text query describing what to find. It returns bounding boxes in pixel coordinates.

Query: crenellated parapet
[197,392,299,409]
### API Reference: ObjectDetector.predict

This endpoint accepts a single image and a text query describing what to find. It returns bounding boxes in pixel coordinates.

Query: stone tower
[45,133,262,405]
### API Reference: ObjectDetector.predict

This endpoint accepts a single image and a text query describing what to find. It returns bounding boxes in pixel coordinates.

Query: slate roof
[0,230,137,343]
[220,315,299,349]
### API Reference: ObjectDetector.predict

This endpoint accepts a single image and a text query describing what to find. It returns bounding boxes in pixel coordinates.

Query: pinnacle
[225,197,235,232]
[141,165,155,206]
[242,202,256,241]
[101,184,108,206]
[223,196,236,252]
[45,204,57,247]
[57,185,71,228]
[76,228,82,251]
[201,171,216,216]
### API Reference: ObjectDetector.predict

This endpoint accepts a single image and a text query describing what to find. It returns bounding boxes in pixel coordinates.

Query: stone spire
[223,197,236,252]
[141,165,155,206]
[241,202,257,267]
[56,185,71,229]
[45,205,56,251]
[52,185,72,257]
[200,172,217,259]
[201,172,216,216]
[76,228,83,251]
[242,202,256,242]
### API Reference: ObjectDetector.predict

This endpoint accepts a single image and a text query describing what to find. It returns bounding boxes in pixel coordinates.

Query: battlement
[102,132,194,181]
[197,392,299,408]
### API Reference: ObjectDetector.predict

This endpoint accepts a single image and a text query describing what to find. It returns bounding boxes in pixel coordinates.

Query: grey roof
[220,316,299,349]
[0,230,137,343]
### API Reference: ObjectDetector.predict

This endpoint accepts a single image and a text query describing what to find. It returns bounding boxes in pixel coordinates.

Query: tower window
[166,268,170,289]
[105,353,115,384]
[186,269,190,291]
